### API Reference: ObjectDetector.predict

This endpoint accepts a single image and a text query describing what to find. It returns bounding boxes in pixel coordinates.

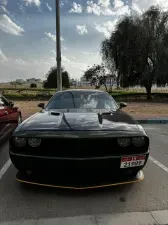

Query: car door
[1,96,19,131]
[0,95,10,142]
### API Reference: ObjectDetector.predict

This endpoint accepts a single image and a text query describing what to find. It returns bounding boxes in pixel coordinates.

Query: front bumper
[10,151,149,188]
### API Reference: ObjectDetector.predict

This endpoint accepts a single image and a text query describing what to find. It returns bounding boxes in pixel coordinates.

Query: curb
[1,210,168,225]
[137,119,168,124]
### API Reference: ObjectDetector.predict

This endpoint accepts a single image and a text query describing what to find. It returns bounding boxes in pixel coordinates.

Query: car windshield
[46,91,118,111]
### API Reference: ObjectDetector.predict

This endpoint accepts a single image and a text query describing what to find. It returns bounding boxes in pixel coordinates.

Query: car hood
[18,109,141,133]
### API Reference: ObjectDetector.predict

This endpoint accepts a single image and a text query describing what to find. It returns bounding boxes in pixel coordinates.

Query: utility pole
[55,0,62,91]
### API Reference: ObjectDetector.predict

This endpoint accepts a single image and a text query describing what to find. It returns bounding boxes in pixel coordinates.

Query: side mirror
[119,102,127,109]
[9,101,14,107]
[38,103,45,108]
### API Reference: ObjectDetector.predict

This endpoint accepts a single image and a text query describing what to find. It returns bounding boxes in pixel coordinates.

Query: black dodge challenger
[10,89,149,189]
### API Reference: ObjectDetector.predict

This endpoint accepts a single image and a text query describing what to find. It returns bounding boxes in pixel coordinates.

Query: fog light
[28,138,41,147]
[117,137,131,147]
[14,137,26,147]
[132,137,145,147]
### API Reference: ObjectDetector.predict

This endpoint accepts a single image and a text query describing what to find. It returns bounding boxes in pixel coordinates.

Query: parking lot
[0,124,168,223]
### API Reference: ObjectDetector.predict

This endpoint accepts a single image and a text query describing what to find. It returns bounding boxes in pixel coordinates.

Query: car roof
[57,89,104,94]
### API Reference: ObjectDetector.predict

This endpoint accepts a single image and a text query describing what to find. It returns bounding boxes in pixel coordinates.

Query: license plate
[120,155,146,168]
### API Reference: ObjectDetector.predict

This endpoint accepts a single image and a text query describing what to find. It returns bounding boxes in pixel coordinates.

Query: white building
[80,76,91,86]
[26,78,42,84]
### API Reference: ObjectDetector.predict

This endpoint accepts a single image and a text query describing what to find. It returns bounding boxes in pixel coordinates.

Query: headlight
[28,138,41,147]
[14,137,26,147]
[117,137,131,147]
[132,137,145,147]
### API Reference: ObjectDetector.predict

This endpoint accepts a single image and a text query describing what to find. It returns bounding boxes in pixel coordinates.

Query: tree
[10,80,23,89]
[30,83,37,88]
[44,67,70,89]
[84,64,108,91]
[101,6,168,99]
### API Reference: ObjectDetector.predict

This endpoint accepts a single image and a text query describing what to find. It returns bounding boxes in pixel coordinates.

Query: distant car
[10,89,149,189]
[0,94,22,144]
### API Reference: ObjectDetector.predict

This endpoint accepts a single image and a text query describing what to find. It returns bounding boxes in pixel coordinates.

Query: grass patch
[2,88,168,102]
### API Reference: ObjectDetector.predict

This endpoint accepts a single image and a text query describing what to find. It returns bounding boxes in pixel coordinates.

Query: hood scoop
[49,111,61,116]
[98,113,103,125]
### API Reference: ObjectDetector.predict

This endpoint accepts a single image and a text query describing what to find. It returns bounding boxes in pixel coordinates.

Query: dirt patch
[15,101,47,116]
[123,102,168,117]
[15,101,168,119]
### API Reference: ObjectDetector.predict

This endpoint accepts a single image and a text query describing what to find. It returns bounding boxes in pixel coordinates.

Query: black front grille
[12,137,149,158]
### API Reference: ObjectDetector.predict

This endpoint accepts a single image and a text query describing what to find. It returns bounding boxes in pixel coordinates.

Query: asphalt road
[0,124,168,223]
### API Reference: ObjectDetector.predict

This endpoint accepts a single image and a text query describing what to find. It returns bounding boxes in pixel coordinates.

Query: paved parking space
[0,125,168,223]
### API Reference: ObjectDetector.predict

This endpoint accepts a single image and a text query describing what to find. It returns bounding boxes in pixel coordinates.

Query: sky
[0,0,168,82]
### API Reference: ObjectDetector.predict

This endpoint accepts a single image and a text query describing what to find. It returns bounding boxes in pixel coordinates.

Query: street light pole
[55,0,62,91]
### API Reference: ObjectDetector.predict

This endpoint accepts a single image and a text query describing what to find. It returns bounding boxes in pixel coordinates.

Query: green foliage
[84,64,109,91]
[44,67,70,89]
[4,91,168,101]
[101,6,168,99]
[10,81,23,88]
[30,83,37,88]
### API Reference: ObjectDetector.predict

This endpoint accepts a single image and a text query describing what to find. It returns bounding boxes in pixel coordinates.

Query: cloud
[62,54,71,63]
[45,32,56,41]
[114,0,124,8]
[0,6,9,14]
[23,0,41,7]
[131,0,168,12]
[15,58,27,65]
[95,19,118,38]
[82,51,98,56]
[98,0,110,8]
[86,1,103,16]
[115,5,130,16]
[60,1,64,7]
[1,0,7,6]
[69,2,82,13]
[0,56,53,82]
[0,14,24,36]
[0,53,88,81]
[51,50,56,55]
[62,45,68,51]
[76,25,88,35]
[0,48,8,62]
[131,2,142,14]
[86,0,114,16]
[62,54,88,72]
[86,0,130,16]
[45,32,64,42]
[46,3,52,11]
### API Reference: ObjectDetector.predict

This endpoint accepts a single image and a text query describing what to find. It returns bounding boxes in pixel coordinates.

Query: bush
[30,83,37,88]
[44,67,70,88]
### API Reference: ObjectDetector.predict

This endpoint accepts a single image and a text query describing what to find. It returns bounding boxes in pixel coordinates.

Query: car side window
[47,92,74,109]
[0,96,9,107]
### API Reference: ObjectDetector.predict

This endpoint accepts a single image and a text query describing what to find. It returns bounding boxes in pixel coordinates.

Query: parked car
[10,89,149,189]
[0,94,22,144]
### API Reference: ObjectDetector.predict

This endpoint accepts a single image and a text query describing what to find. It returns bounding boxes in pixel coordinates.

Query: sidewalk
[133,115,168,124]
[1,210,168,225]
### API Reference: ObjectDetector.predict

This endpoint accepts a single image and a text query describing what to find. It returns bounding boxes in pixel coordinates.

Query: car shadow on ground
[17,178,135,202]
